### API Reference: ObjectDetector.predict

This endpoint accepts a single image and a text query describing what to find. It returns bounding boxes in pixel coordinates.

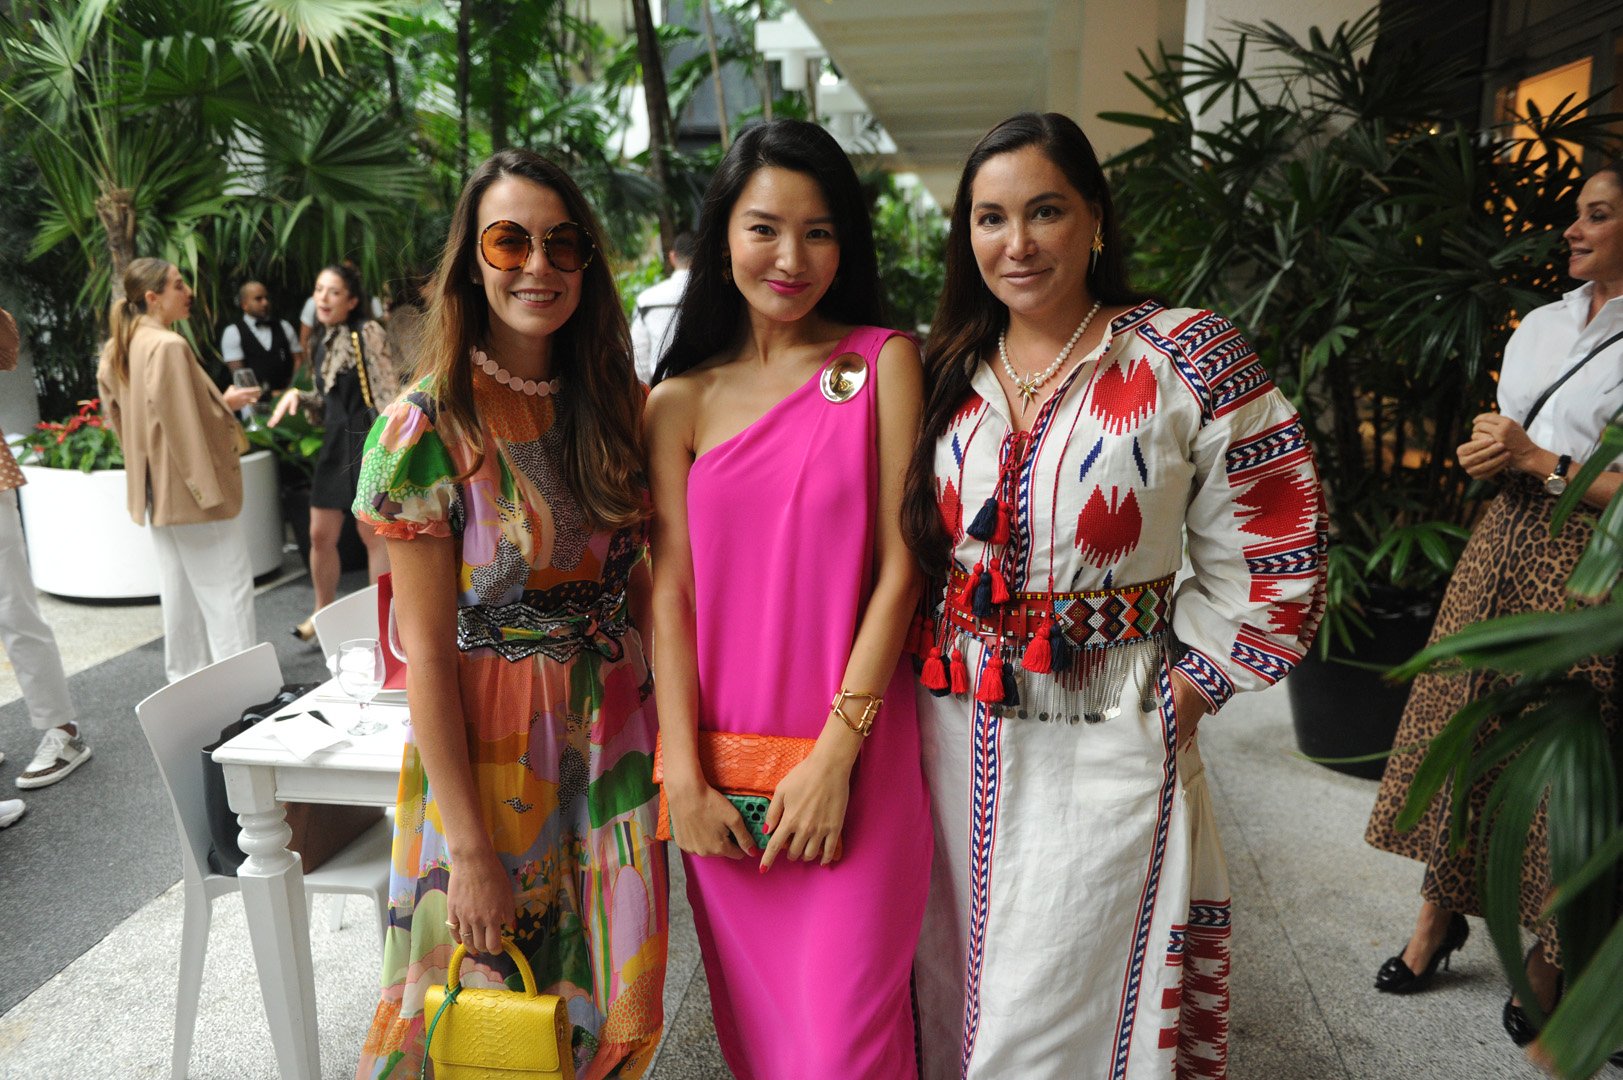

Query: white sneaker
[16,727,91,790]
[0,799,24,828]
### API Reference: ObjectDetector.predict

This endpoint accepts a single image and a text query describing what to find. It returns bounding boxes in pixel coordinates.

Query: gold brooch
[820,353,867,403]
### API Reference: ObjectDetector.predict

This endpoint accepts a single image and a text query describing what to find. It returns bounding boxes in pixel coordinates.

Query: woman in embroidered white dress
[901,113,1328,1080]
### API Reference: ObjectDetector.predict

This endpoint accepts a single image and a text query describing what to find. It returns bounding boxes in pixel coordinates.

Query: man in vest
[221,281,303,391]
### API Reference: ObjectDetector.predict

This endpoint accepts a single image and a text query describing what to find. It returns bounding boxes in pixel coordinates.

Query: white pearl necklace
[999,299,1103,411]
[472,349,560,397]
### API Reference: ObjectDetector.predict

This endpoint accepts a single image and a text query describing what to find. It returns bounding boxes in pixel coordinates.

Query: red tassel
[1022,620,1053,674]
[975,650,1006,703]
[921,647,948,691]
[956,563,983,608]
[949,648,970,694]
[990,565,1010,605]
[992,501,1011,545]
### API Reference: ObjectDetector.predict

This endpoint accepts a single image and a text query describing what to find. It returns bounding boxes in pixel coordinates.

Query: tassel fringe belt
[917,571,1175,724]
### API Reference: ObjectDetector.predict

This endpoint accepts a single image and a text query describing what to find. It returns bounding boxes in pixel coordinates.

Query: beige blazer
[97,316,247,527]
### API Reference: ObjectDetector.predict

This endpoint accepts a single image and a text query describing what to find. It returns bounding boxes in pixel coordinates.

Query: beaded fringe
[952,632,1167,724]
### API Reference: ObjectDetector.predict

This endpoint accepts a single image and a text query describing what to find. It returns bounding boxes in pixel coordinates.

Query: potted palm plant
[1106,9,1619,775]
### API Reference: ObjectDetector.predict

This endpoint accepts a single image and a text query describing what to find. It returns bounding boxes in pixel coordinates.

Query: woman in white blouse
[1366,162,1623,1047]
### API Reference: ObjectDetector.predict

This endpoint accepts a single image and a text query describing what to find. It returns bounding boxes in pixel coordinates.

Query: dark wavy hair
[652,118,885,382]
[317,262,368,328]
[901,112,1149,575]
[420,148,644,530]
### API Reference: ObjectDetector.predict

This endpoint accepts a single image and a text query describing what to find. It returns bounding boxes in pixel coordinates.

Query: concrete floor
[0,558,1573,1079]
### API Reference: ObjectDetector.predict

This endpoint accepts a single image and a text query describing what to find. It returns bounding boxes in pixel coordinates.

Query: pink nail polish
[762,823,772,835]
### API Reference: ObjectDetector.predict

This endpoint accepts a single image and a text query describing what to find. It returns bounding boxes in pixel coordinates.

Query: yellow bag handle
[444,939,540,996]
[422,939,545,1080]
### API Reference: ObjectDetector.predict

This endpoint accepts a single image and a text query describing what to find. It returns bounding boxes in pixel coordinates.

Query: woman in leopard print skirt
[1365,162,1623,1045]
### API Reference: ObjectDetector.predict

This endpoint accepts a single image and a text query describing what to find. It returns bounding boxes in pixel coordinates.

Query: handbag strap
[351,328,376,412]
[419,985,461,1080]
[1522,328,1623,430]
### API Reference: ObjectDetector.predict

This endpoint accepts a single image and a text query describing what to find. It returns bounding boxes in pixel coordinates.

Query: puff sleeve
[353,388,462,541]
[1167,313,1329,712]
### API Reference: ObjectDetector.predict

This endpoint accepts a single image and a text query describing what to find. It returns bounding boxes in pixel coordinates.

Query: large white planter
[18,450,283,600]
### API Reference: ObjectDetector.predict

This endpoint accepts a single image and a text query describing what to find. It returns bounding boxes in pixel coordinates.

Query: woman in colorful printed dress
[352,149,665,1079]
[645,118,931,1079]
[901,113,1327,1079]
[270,263,402,642]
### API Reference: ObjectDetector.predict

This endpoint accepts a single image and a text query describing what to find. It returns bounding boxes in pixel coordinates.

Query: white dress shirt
[220,318,303,364]
[630,268,690,383]
[1497,282,1623,467]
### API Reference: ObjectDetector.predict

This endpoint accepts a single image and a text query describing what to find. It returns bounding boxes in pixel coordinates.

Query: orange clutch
[652,730,816,842]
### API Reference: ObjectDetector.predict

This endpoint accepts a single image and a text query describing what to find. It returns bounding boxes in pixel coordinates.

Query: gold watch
[1544,453,1573,496]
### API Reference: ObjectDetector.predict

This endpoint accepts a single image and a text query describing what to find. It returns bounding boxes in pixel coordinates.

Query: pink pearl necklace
[472,349,560,397]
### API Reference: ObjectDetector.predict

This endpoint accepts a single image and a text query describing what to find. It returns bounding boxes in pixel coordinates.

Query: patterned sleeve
[1166,312,1328,713]
[353,389,461,541]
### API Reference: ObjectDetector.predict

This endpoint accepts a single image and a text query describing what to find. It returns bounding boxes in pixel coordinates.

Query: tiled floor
[0,569,1567,1079]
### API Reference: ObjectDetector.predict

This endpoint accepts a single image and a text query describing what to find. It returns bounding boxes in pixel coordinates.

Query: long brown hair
[418,148,645,530]
[104,257,175,386]
[901,113,1149,575]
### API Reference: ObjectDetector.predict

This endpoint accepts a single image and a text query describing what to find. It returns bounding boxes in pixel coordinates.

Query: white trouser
[0,491,76,731]
[149,513,257,683]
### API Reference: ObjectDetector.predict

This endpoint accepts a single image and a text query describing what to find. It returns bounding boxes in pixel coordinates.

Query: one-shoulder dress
[680,326,932,1079]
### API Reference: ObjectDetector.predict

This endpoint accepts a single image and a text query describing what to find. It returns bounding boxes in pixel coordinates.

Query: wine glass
[335,638,386,736]
[231,367,265,419]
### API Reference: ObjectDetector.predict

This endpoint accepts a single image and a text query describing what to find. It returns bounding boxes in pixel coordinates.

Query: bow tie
[251,318,271,330]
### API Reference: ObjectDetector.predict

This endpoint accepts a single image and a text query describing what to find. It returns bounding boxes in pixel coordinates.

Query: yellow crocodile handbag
[420,940,575,1080]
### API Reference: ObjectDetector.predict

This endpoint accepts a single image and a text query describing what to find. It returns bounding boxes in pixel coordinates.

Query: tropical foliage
[0,0,942,418]
[16,398,123,471]
[1106,9,1621,651]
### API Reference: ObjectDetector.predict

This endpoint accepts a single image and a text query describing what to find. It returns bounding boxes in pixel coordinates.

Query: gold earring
[1090,224,1104,271]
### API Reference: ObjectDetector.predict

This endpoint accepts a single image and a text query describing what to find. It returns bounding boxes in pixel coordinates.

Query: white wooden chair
[311,583,380,660]
[134,642,392,1080]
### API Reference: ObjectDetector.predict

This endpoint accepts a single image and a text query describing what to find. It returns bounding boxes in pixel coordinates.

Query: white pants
[149,513,257,683]
[0,492,76,731]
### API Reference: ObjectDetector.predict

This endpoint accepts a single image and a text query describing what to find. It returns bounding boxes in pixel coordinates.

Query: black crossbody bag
[1522,328,1623,429]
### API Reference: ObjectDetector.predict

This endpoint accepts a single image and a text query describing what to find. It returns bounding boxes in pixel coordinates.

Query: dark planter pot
[1286,590,1438,781]
[279,478,369,573]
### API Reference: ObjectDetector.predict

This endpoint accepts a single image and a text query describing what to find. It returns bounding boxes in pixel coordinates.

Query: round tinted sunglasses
[478,220,596,273]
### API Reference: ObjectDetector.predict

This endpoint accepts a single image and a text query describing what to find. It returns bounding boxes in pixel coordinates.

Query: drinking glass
[231,368,265,419]
[335,638,386,736]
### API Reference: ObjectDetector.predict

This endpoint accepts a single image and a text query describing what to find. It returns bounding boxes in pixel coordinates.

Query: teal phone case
[726,794,771,849]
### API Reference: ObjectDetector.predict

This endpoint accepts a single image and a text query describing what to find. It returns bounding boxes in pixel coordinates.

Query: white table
[213,683,408,1079]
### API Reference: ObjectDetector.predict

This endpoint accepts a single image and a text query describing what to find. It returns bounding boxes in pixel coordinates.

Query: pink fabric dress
[681,326,932,1080]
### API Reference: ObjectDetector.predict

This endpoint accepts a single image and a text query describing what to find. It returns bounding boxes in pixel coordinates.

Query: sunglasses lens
[543,224,591,272]
[480,222,530,271]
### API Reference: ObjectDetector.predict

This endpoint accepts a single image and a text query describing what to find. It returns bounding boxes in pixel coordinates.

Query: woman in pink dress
[644,118,931,1079]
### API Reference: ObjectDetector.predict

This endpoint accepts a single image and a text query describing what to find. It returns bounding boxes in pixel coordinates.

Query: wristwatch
[1544,453,1573,496]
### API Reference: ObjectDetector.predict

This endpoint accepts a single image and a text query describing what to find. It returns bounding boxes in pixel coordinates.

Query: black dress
[309,334,377,511]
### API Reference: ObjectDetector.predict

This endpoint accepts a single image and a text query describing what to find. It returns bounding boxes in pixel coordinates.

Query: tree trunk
[700,0,730,151]
[456,0,471,183]
[383,44,403,124]
[630,0,676,245]
[95,187,136,282]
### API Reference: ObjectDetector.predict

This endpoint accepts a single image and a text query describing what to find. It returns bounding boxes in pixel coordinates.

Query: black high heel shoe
[1374,912,1470,994]
[1504,945,1563,1047]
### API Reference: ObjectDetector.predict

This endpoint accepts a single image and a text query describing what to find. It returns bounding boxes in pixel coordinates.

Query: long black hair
[652,119,885,383]
[902,112,1148,575]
